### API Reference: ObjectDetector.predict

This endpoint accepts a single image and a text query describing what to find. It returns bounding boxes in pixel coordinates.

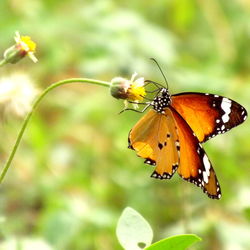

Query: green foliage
[147,235,201,250]
[116,207,201,250]
[0,0,249,249]
[243,207,250,222]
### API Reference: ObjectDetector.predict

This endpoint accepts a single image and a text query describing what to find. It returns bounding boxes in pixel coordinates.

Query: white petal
[135,77,145,87]
[131,72,138,82]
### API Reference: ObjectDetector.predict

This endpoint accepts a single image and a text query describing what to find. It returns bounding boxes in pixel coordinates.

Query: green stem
[0,78,111,183]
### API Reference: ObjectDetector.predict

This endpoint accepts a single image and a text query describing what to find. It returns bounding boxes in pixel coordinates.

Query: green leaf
[116,207,153,250]
[146,234,201,250]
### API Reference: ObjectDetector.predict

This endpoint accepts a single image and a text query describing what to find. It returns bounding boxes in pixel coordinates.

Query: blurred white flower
[0,73,38,118]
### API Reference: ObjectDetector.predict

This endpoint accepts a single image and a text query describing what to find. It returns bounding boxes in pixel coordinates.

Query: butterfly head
[153,88,171,114]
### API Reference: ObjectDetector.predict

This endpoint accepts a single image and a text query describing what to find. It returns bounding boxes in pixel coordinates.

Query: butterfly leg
[127,100,151,105]
[145,89,162,94]
[119,103,151,114]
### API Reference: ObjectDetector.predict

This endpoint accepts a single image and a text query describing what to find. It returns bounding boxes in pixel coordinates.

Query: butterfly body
[152,88,172,113]
[128,87,247,199]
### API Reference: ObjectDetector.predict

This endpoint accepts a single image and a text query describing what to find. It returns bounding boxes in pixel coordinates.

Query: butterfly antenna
[150,58,169,89]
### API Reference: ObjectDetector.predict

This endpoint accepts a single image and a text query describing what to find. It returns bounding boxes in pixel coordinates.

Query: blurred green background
[0,0,250,249]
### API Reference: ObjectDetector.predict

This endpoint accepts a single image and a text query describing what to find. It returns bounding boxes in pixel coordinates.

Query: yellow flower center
[20,36,36,52]
[128,83,146,101]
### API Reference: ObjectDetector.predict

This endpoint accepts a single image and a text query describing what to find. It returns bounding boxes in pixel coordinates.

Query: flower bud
[110,73,146,102]
[3,45,24,64]
[2,32,37,65]
[110,77,131,99]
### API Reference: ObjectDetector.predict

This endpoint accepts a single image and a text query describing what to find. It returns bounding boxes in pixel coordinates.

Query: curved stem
[0,78,111,183]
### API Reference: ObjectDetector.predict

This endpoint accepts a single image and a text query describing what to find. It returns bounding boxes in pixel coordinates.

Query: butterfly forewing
[170,107,221,199]
[129,109,180,179]
[172,93,247,142]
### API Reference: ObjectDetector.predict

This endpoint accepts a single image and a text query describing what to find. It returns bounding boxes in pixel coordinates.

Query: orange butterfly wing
[128,109,180,179]
[128,88,246,199]
[172,93,247,142]
[170,107,221,199]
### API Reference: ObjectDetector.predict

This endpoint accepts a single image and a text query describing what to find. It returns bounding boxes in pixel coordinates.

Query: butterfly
[128,81,247,199]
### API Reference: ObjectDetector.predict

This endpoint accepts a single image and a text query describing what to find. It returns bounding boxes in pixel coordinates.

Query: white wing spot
[203,171,209,184]
[203,154,211,177]
[221,98,232,123]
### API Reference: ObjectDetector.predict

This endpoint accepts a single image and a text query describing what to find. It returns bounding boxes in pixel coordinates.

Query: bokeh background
[0,0,250,249]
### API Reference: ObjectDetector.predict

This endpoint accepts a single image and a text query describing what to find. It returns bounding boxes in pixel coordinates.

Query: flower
[3,31,38,64]
[110,73,146,103]
[0,73,39,118]
[127,73,146,101]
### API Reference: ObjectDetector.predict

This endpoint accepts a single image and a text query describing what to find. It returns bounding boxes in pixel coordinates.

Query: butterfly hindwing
[170,107,221,199]
[128,109,180,179]
[172,92,247,143]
